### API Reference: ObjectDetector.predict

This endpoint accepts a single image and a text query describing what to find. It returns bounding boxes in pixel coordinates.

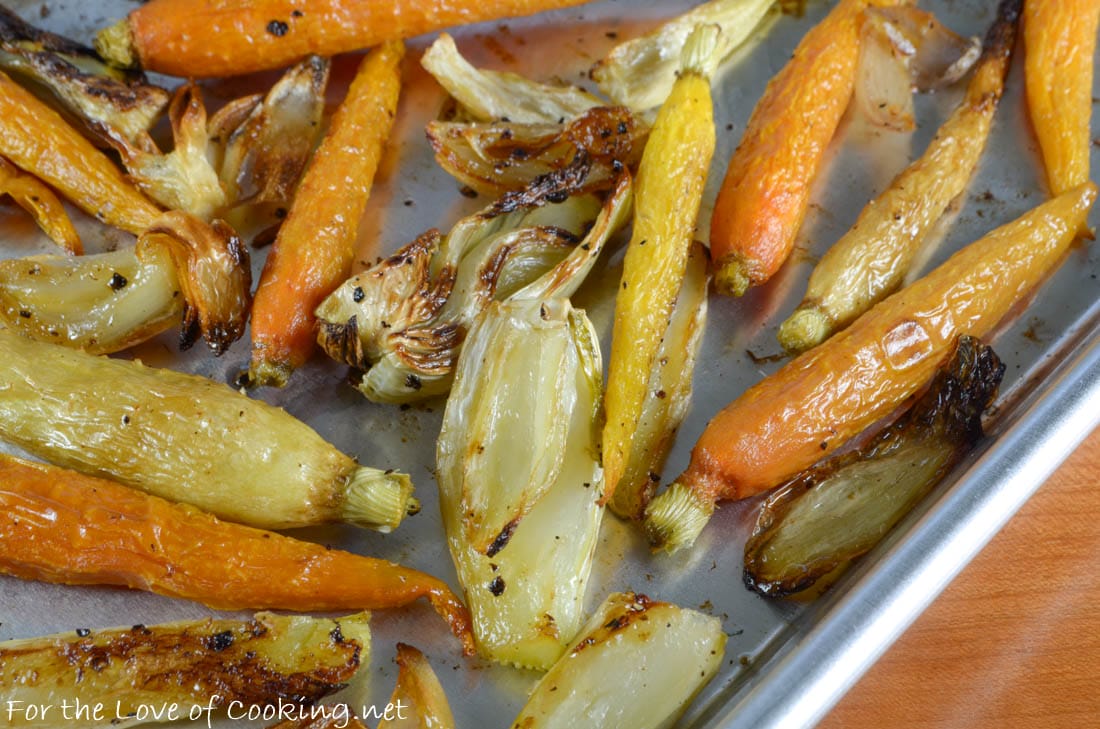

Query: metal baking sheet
[2,1,1099,727]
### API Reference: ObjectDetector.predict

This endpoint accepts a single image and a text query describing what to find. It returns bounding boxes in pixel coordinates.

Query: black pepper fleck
[267,19,289,36]
[204,630,235,652]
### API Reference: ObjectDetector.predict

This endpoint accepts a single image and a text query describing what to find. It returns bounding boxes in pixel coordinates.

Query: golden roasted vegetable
[0,245,182,353]
[421,33,601,124]
[0,156,81,255]
[0,68,161,234]
[0,454,473,652]
[317,175,631,403]
[510,592,726,729]
[591,0,775,111]
[603,25,719,502]
[0,612,369,729]
[249,42,402,388]
[1024,0,1100,196]
[437,296,604,669]
[427,106,646,196]
[0,329,417,532]
[377,644,456,729]
[778,0,1020,353]
[744,336,1004,597]
[646,183,1096,552]
[609,242,709,521]
[218,55,330,206]
[0,5,168,143]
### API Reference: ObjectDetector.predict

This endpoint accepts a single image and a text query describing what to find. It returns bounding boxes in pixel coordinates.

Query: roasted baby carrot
[1,329,415,532]
[709,0,907,296]
[0,156,82,255]
[0,454,475,655]
[777,0,1021,353]
[602,26,719,501]
[646,182,1097,551]
[96,0,592,79]
[1024,0,1100,196]
[249,41,403,388]
[0,70,161,235]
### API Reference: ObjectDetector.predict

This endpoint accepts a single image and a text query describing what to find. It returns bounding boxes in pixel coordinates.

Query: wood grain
[820,425,1100,729]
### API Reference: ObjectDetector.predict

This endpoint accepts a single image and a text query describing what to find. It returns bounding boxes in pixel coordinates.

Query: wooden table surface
[819,424,1100,729]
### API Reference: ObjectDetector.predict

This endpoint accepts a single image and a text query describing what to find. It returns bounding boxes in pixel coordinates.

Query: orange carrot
[1024,0,1100,196]
[709,0,907,296]
[0,71,161,235]
[0,156,82,255]
[646,183,1097,551]
[96,0,592,79]
[0,453,475,655]
[248,41,403,387]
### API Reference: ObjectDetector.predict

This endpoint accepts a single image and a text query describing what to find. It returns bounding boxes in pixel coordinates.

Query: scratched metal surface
[1,1,1099,728]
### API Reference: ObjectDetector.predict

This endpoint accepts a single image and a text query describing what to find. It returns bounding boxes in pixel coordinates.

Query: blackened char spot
[485,519,518,557]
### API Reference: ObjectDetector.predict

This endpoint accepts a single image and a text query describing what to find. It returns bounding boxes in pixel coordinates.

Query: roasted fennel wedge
[591,0,776,112]
[0,330,416,532]
[0,211,248,358]
[434,182,630,666]
[511,592,726,729]
[437,296,604,669]
[0,612,369,729]
[744,335,1004,598]
[426,105,647,196]
[421,33,601,124]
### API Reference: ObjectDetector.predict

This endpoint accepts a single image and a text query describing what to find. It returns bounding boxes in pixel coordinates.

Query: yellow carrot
[602,26,719,499]
[1024,0,1100,195]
